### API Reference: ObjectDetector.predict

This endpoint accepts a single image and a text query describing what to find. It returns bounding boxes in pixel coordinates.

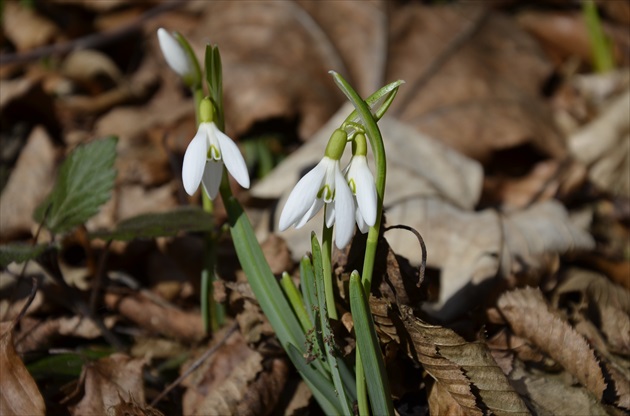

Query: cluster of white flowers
[279,129,376,249]
[158,28,377,249]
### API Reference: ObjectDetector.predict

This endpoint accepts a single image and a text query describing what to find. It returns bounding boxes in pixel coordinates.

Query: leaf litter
[1,1,629,414]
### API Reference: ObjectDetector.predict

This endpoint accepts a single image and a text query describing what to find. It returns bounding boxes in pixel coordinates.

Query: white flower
[345,155,377,233]
[279,157,355,249]
[157,28,195,79]
[182,121,250,199]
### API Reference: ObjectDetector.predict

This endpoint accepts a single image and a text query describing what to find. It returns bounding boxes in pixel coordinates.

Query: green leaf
[205,45,224,130]
[311,233,355,415]
[0,243,47,268]
[342,79,404,127]
[280,272,312,333]
[27,348,112,380]
[34,136,118,234]
[174,32,202,89]
[350,271,394,416]
[89,207,215,241]
[286,344,342,416]
[299,256,318,327]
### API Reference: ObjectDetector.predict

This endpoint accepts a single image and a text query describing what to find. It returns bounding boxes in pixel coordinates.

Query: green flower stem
[321,210,337,320]
[330,72,386,293]
[583,0,615,73]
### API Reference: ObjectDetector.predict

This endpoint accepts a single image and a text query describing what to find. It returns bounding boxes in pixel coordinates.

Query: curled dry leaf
[399,306,530,416]
[0,126,57,240]
[183,330,288,416]
[570,90,630,196]
[497,287,607,401]
[0,322,46,416]
[71,353,147,416]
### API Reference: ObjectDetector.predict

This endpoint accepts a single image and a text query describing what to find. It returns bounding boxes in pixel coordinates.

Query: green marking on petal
[208,145,221,160]
[348,178,357,194]
[318,185,333,202]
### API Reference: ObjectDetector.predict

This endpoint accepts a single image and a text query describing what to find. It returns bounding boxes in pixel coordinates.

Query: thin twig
[0,1,184,65]
[384,224,427,288]
[89,240,112,314]
[9,276,39,330]
[149,321,239,407]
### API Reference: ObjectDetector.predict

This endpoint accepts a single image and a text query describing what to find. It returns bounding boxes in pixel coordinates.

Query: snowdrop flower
[279,129,355,249]
[182,97,250,199]
[345,133,377,233]
[157,28,197,83]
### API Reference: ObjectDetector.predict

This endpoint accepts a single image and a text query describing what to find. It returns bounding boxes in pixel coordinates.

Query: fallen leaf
[71,353,146,416]
[497,287,607,401]
[400,306,530,416]
[570,90,630,196]
[0,321,46,415]
[388,4,562,163]
[183,330,288,416]
[2,2,60,51]
[0,126,57,240]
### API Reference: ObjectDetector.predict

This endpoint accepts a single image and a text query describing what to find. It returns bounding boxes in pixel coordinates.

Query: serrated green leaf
[89,207,215,241]
[34,136,118,234]
[0,243,47,268]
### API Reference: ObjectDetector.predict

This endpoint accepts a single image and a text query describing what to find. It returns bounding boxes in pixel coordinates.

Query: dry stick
[0,0,184,65]
[89,240,112,314]
[384,224,427,288]
[9,276,39,331]
[149,321,239,407]
[392,7,489,116]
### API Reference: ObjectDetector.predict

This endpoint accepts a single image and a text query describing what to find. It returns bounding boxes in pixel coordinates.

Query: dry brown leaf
[104,292,204,342]
[0,321,46,415]
[497,287,607,400]
[427,378,467,416]
[388,4,561,163]
[3,2,60,51]
[71,353,146,416]
[400,306,530,416]
[509,363,611,416]
[570,90,630,196]
[183,330,288,416]
[0,126,57,240]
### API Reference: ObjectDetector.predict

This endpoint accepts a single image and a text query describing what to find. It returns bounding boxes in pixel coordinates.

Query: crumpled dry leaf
[570,90,630,196]
[388,4,562,163]
[497,287,607,401]
[192,1,389,138]
[71,353,146,416]
[400,306,530,416]
[183,330,288,416]
[0,126,57,240]
[0,321,46,415]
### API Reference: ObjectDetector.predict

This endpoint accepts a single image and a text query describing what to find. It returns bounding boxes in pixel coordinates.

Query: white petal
[356,206,369,233]
[157,28,193,78]
[181,127,208,196]
[212,124,250,189]
[333,167,355,248]
[325,202,335,228]
[353,159,377,227]
[279,161,326,231]
[201,159,224,199]
[295,198,324,229]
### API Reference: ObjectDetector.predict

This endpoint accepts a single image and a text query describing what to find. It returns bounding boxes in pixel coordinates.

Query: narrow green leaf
[286,344,342,416]
[205,45,224,130]
[174,32,202,89]
[350,271,394,416]
[0,243,47,268]
[34,136,117,234]
[300,256,317,326]
[311,233,355,415]
[280,272,312,333]
[89,207,215,241]
[342,79,404,127]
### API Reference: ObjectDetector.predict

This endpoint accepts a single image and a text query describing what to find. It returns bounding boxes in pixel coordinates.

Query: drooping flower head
[182,97,250,199]
[345,133,377,233]
[279,129,355,248]
[157,28,199,87]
